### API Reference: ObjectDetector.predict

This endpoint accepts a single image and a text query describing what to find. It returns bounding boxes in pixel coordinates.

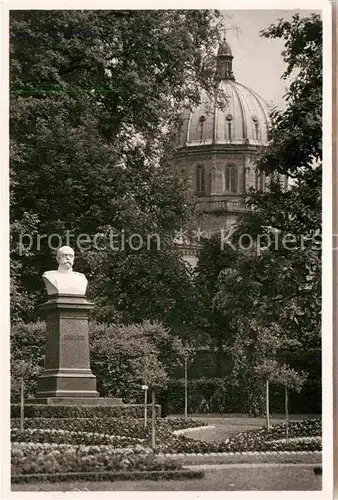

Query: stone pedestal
[34,294,99,401]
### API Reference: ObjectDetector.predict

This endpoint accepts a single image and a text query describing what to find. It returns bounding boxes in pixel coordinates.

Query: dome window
[224,164,237,193]
[226,114,233,140]
[196,165,206,194]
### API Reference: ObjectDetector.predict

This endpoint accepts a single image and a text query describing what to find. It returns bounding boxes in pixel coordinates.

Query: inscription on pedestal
[64,335,85,340]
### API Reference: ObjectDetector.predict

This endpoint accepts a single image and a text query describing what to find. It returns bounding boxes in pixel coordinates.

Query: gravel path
[12,464,322,491]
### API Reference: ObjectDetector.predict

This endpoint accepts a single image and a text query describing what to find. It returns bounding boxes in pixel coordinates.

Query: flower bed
[11,428,146,447]
[164,418,207,431]
[12,442,149,454]
[11,443,178,475]
[11,469,205,484]
[266,436,321,445]
[250,418,322,440]
[158,418,322,454]
[11,417,320,457]
[10,417,207,483]
[11,417,204,441]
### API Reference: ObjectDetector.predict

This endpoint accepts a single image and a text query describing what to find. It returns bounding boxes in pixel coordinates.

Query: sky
[221,9,321,110]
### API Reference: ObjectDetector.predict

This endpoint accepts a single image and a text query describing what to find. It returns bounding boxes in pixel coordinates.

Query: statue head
[56,246,74,272]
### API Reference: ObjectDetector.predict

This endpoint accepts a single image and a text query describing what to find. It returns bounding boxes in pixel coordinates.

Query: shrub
[89,321,172,400]
[10,321,46,402]
[10,320,183,404]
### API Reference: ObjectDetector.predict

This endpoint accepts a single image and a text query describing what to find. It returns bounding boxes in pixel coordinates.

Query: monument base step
[29,397,124,406]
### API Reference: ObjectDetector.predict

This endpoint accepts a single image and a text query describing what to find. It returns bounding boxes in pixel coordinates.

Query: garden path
[11,464,322,491]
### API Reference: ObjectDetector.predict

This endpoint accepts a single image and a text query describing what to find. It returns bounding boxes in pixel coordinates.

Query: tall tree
[10,10,224,323]
[213,12,322,412]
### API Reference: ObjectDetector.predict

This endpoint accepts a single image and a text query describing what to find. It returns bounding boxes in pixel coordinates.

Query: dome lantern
[216,37,235,81]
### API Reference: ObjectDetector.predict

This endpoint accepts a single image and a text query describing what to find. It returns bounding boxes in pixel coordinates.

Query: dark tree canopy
[199,13,322,403]
[10,9,223,323]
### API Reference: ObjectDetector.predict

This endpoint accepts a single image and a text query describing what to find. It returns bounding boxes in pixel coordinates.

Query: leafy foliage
[10,321,46,401]
[10,320,183,402]
[257,12,322,177]
[10,10,224,325]
[192,233,237,375]
[87,244,198,331]
[89,320,184,398]
[198,13,322,412]
[10,213,40,321]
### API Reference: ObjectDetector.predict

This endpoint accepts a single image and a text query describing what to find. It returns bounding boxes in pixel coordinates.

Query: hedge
[11,469,205,483]
[11,404,161,419]
[162,378,259,414]
[160,378,322,415]
[10,321,172,404]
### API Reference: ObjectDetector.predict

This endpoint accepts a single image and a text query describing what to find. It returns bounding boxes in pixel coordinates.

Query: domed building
[173,38,274,266]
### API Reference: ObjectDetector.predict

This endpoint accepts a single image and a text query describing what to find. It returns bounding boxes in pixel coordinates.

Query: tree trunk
[144,389,148,430]
[266,379,270,428]
[216,335,223,378]
[285,385,289,442]
[184,356,188,419]
[20,374,24,432]
[151,389,156,450]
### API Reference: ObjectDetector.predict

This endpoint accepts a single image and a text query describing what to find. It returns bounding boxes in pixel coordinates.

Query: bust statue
[42,246,87,296]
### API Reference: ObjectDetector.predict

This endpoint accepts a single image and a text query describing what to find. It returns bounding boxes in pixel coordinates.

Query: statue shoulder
[73,271,86,278]
[43,270,58,278]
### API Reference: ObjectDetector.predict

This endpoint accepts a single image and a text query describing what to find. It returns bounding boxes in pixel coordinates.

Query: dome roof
[178,81,270,147]
[218,39,233,57]
[177,39,270,148]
